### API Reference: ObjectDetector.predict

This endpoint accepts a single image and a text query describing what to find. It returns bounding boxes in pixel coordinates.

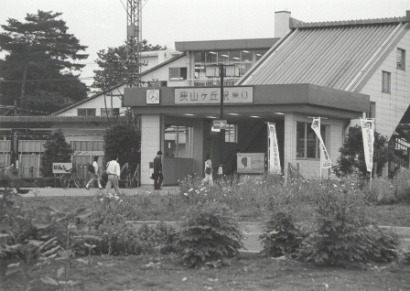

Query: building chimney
[275,11,291,38]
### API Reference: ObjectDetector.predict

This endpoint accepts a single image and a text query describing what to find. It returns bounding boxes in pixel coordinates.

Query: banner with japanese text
[311,118,331,169]
[268,122,281,174]
[360,118,375,173]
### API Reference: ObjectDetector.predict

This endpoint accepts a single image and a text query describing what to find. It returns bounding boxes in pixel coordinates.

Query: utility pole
[126,0,142,88]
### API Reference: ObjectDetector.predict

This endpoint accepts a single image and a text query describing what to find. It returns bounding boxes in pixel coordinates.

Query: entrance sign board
[175,87,253,104]
[237,153,265,174]
[52,163,72,174]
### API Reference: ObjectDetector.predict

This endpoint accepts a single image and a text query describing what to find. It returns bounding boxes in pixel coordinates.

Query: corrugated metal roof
[239,22,408,91]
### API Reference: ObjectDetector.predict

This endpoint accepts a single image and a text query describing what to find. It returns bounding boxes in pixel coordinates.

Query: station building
[124,10,410,185]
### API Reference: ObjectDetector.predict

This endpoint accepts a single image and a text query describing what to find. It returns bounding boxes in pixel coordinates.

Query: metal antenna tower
[126,0,142,87]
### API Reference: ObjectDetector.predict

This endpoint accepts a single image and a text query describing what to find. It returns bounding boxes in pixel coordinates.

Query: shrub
[175,201,243,268]
[366,177,396,204]
[89,196,176,255]
[297,179,400,266]
[391,168,410,202]
[259,211,304,258]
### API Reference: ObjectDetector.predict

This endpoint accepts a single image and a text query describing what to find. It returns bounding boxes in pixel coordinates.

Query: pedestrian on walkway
[230,148,240,185]
[202,153,213,186]
[153,151,164,190]
[105,156,121,195]
[86,156,102,190]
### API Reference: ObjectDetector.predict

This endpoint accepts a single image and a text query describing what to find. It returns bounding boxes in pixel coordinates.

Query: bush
[89,195,175,255]
[391,168,410,202]
[259,211,304,258]
[175,201,243,268]
[297,179,400,266]
[366,177,396,204]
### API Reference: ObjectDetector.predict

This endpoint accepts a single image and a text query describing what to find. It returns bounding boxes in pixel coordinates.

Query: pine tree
[41,129,73,177]
[0,10,88,114]
[92,40,166,93]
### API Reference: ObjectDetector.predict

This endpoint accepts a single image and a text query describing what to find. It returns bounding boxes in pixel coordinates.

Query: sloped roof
[239,14,410,92]
[52,52,186,115]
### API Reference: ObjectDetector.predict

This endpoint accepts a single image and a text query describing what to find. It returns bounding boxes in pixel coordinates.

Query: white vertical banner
[311,118,332,169]
[360,118,375,173]
[268,122,281,174]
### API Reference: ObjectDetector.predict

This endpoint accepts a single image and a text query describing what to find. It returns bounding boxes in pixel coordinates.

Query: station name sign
[175,87,253,104]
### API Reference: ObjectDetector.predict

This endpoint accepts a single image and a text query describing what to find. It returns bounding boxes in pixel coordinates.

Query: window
[164,125,193,158]
[397,48,406,70]
[169,67,187,80]
[101,108,119,117]
[296,122,326,159]
[382,71,391,93]
[71,141,104,151]
[77,108,96,117]
[367,102,376,119]
[225,124,238,143]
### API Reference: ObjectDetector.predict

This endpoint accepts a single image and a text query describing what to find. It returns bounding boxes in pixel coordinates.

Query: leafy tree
[103,110,140,172]
[0,10,88,114]
[92,40,166,92]
[334,125,392,177]
[41,129,73,177]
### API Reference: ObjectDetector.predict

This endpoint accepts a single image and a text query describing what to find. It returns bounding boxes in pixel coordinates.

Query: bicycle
[60,167,82,189]
[119,163,139,188]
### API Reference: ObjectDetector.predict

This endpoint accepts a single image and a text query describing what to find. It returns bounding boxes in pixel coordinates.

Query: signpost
[212,120,227,130]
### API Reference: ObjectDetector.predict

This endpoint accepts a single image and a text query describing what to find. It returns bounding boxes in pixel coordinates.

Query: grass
[2,254,410,291]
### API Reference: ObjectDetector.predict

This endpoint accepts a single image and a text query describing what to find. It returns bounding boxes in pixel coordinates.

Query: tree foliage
[334,126,392,177]
[40,129,73,177]
[0,10,88,114]
[92,40,166,92]
[103,110,140,172]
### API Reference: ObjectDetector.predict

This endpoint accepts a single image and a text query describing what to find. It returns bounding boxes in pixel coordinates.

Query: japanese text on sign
[175,87,253,104]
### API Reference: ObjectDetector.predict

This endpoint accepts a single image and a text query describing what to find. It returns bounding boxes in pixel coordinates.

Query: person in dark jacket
[153,151,163,190]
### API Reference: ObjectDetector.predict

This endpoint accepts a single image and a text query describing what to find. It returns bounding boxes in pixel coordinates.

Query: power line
[0,76,95,83]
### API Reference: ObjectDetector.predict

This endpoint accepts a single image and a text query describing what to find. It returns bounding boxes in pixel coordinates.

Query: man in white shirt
[105,156,121,195]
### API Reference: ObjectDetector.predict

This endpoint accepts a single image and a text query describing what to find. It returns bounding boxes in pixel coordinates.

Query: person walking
[105,156,121,195]
[153,151,164,190]
[202,153,213,186]
[230,148,240,185]
[86,156,102,190]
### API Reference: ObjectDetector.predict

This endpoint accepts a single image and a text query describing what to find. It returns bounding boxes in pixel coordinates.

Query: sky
[1,0,409,88]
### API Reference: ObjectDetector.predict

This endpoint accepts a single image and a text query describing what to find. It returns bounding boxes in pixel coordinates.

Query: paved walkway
[20,186,179,197]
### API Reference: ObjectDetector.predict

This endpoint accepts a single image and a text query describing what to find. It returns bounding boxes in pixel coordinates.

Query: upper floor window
[71,141,104,151]
[382,71,391,93]
[367,102,376,119]
[169,67,187,80]
[101,108,119,117]
[296,122,326,159]
[77,108,96,117]
[397,48,406,70]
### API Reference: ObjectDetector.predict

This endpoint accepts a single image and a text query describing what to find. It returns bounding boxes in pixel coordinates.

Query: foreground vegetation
[1,171,410,290]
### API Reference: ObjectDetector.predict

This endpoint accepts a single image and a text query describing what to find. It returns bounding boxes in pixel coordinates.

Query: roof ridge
[292,12,410,29]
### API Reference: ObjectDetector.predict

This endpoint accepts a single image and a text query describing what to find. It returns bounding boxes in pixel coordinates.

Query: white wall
[141,115,162,185]
[141,55,190,87]
[284,113,345,179]
[57,84,127,117]
[359,30,410,138]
